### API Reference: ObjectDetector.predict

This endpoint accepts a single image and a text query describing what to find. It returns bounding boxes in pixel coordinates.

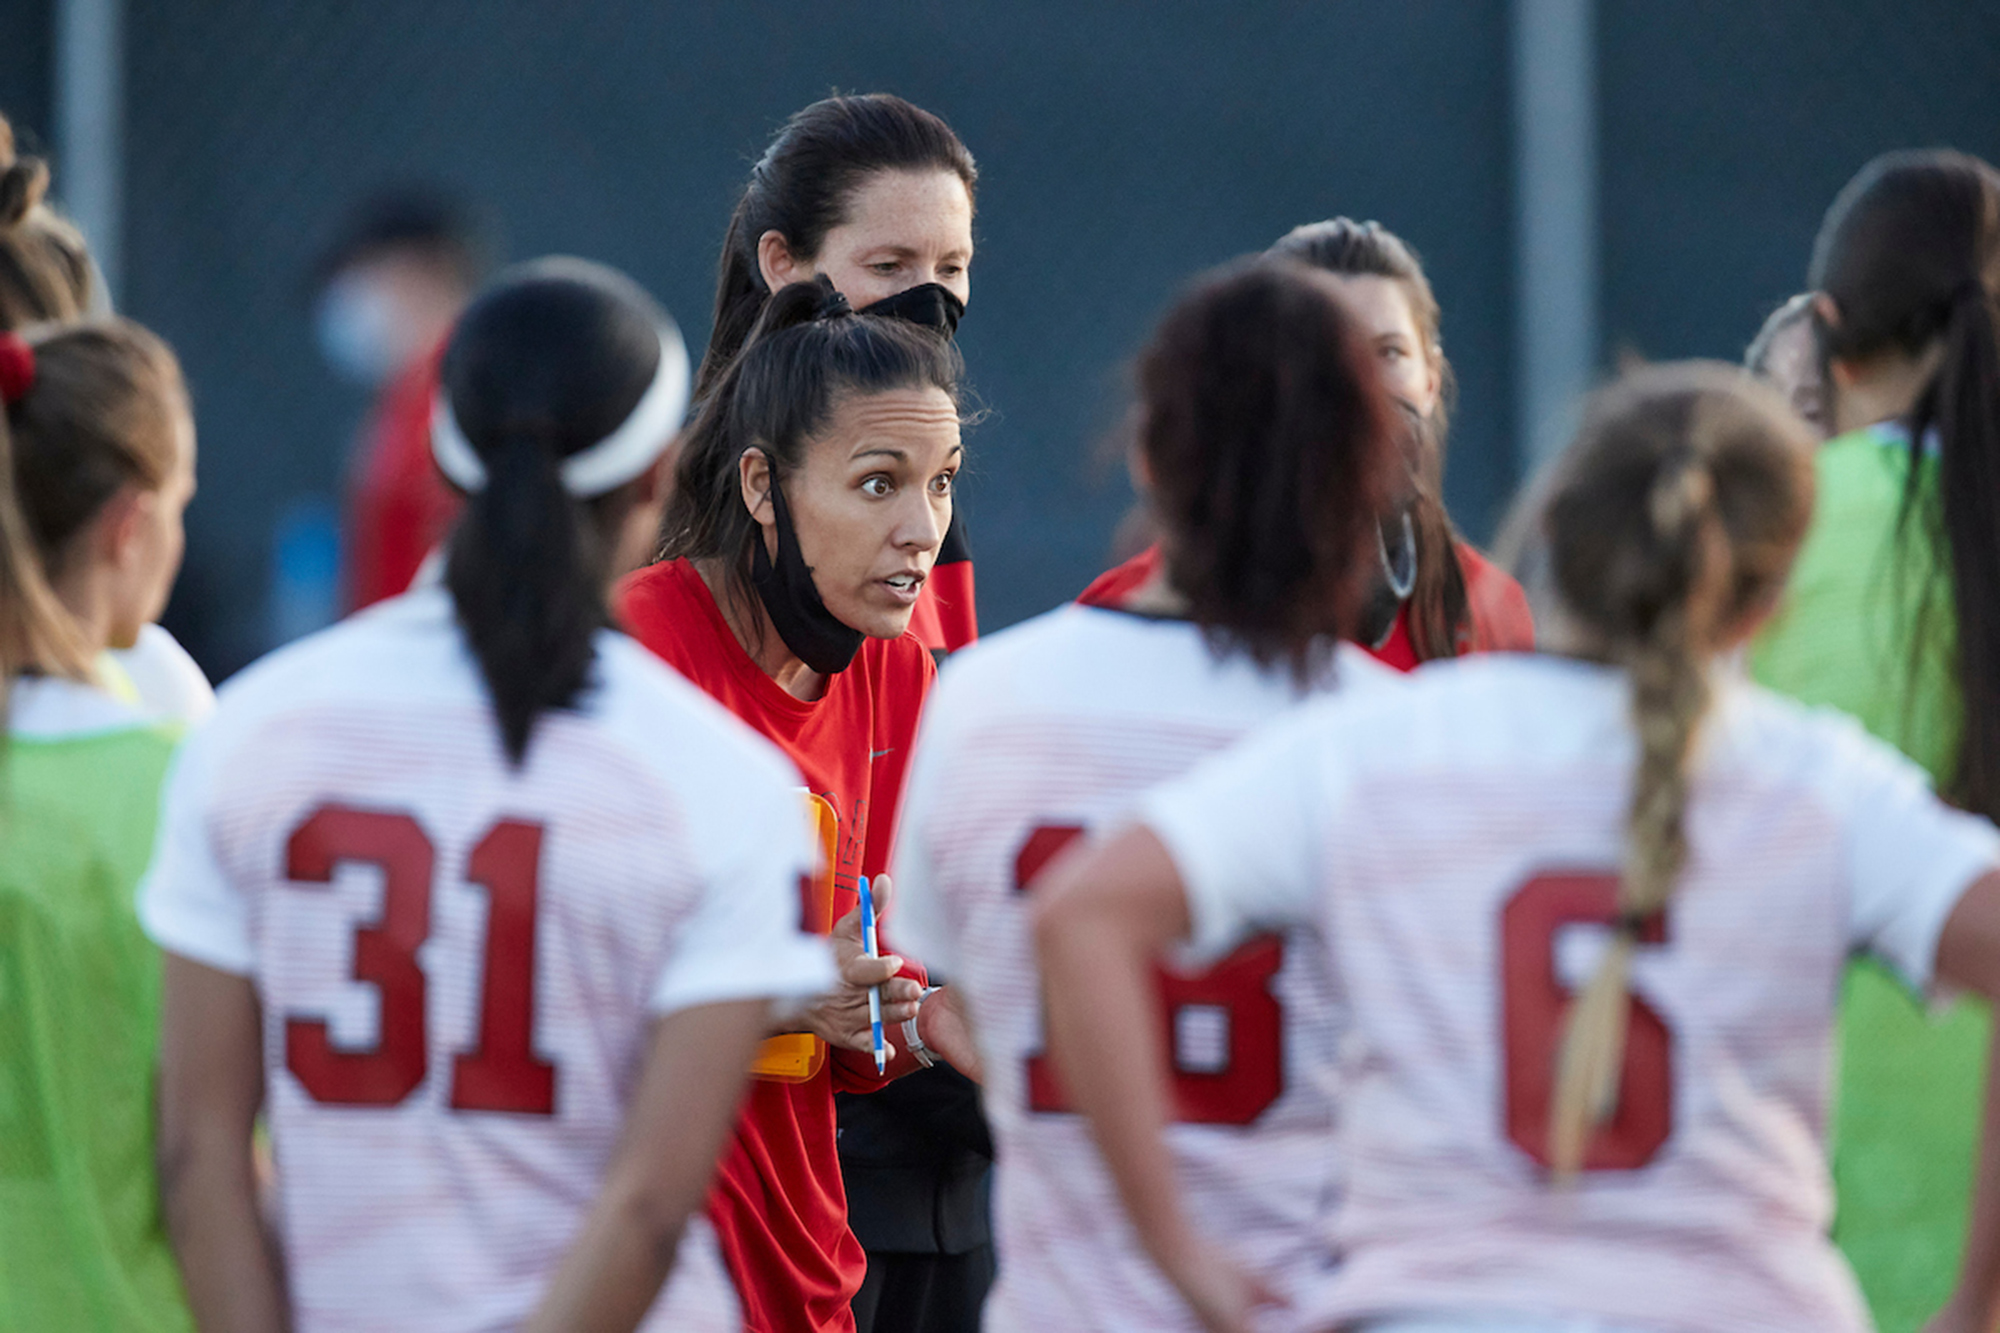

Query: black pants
[851,1244,996,1333]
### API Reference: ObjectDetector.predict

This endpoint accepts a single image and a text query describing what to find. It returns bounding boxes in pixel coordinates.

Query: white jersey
[1142,653,2000,1333]
[140,584,835,1333]
[104,623,215,725]
[893,604,1390,1331]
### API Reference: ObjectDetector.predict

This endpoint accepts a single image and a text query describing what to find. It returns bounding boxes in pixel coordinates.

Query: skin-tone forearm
[523,998,771,1333]
[157,954,289,1333]
[1927,1021,2000,1333]
[1031,828,1272,1332]
[1032,840,1196,1266]
[916,983,983,1082]
[1929,871,2000,1333]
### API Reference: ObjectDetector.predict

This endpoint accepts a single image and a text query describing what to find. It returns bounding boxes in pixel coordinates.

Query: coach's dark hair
[697,94,976,400]
[1811,148,2000,821]
[662,277,961,630]
[1139,260,1399,681]
[1270,218,1470,659]
[1541,363,1814,1179]
[0,114,96,328]
[440,258,669,765]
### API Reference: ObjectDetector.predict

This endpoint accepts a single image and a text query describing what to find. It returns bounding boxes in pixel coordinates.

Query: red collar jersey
[905,511,978,652]
[1077,542,1535,669]
[344,346,460,611]
[617,559,936,1333]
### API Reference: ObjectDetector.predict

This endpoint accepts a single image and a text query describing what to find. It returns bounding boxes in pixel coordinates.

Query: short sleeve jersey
[616,558,937,1333]
[140,585,833,1333]
[892,604,1390,1332]
[1141,654,2000,1333]
[0,680,189,1333]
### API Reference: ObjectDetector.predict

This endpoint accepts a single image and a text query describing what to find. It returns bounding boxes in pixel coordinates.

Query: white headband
[430,326,691,497]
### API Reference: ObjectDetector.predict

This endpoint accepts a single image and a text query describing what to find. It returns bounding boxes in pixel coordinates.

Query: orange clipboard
[750,791,840,1082]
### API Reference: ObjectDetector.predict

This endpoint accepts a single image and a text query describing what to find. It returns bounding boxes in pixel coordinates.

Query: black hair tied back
[439,257,680,767]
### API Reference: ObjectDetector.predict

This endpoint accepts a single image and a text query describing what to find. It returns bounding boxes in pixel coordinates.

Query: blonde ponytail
[1541,365,1816,1180]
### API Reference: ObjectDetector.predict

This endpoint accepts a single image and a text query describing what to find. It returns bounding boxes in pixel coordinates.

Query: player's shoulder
[1288,649,1608,771]
[209,585,467,725]
[1713,672,1931,796]
[8,675,165,745]
[590,629,802,792]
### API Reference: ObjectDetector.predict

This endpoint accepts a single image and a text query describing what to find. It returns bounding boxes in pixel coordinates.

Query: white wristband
[903,986,942,1068]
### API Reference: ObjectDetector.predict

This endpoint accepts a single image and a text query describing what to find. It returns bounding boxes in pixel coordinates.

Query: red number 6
[1500,871,1673,1171]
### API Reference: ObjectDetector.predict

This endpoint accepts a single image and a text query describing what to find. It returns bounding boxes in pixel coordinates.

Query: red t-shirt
[1076,542,1535,670]
[616,558,935,1333]
[905,512,978,652]
[344,348,460,611]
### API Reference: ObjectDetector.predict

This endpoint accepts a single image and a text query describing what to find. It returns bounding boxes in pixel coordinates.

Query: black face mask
[1354,508,1419,649]
[859,282,965,338]
[749,467,867,675]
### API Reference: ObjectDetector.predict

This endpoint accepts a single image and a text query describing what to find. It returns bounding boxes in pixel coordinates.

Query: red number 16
[1015,824,1284,1126]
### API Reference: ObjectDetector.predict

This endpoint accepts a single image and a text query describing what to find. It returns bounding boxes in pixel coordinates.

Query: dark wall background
[3,2,1997,679]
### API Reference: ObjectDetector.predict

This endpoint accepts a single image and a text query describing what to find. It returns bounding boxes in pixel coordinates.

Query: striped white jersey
[140,585,835,1333]
[1142,653,2000,1333]
[893,604,1390,1331]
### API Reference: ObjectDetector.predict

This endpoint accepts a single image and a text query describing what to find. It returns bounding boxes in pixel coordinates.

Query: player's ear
[739,448,776,531]
[758,231,808,294]
[92,485,150,571]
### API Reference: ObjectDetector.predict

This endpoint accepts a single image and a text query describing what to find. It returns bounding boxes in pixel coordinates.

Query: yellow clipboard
[750,792,839,1082]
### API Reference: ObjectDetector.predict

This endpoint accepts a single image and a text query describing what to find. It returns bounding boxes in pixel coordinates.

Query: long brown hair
[1540,362,1814,1178]
[1138,260,1400,681]
[2,319,188,726]
[1268,217,1470,659]
[1811,149,2000,820]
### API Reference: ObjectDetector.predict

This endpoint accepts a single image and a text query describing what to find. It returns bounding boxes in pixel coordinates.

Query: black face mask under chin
[1354,508,1419,649]
[749,471,867,675]
[859,282,965,338]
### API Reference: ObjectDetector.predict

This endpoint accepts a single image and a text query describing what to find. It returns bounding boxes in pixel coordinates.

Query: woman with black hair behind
[145,258,835,1332]
[887,260,1402,1330]
[618,278,983,1333]
[1749,148,2000,1331]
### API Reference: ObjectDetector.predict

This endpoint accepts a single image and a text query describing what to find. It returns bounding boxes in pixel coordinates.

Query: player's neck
[1120,561,1190,619]
[49,561,117,662]
[694,557,828,702]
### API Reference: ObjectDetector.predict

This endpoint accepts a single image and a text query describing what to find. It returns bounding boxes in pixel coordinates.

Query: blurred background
[2,0,1997,680]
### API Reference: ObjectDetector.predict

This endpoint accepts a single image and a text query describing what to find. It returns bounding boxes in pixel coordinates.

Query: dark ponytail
[438,257,683,765]
[1812,149,2000,818]
[1135,261,1401,681]
[697,94,976,400]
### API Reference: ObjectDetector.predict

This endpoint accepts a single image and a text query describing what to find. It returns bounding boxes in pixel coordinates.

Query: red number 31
[283,805,559,1114]
[1015,825,1284,1126]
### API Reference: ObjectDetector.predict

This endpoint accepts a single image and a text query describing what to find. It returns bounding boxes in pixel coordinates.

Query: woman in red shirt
[618,278,976,1333]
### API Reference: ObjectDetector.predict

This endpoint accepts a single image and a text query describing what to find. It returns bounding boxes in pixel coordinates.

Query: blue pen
[859,875,887,1074]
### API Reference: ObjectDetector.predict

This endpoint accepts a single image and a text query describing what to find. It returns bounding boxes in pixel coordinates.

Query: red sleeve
[344,349,459,610]
[1076,544,1162,608]
[1458,543,1536,652]
[833,638,937,1091]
